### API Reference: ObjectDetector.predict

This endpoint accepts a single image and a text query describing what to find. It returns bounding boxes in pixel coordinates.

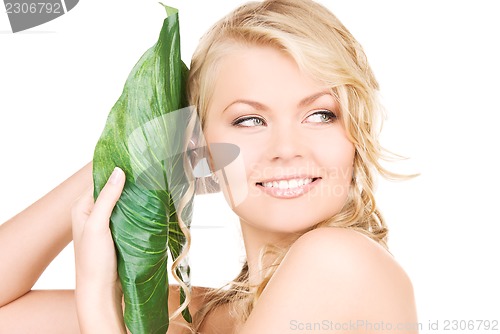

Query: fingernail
[109,167,123,185]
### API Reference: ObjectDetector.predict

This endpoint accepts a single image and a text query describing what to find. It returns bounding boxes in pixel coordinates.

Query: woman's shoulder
[238,227,418,333]
[168,285,236,334]
[290,226,395,267]
[285,227,415,300]
[167,285,211,332]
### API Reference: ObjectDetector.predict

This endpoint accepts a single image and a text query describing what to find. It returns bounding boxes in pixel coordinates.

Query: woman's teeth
[261,178,314,189]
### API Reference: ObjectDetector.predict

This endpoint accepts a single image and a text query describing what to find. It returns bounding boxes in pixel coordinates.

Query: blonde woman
[0,0,418,333]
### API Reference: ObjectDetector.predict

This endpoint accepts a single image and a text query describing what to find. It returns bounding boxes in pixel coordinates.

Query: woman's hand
[72,167,127,334]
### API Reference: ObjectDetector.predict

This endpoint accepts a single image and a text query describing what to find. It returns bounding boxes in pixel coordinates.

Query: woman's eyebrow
[223,99,267,113]
[223,91,333,113]
[298,91,333,108]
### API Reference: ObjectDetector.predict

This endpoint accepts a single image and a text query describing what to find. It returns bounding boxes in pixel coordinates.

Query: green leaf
[92,5,192,333]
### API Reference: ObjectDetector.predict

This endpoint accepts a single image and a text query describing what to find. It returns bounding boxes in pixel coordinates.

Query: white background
[1,0,499,330]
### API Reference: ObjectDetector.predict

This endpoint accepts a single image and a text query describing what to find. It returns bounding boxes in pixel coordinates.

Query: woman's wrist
[75,282,126,333]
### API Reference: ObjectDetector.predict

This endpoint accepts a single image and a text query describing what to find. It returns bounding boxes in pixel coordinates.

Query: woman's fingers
[87,168,125,230]
[72,167,125,285]
[72,167,125,241]
[72,167,127,333]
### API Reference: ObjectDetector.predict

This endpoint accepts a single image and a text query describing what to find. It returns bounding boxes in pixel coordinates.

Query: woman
[0,0,418,333]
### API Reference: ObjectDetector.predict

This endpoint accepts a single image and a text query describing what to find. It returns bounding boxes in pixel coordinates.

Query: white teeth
[261,178,314,189]
[289,179,298,188]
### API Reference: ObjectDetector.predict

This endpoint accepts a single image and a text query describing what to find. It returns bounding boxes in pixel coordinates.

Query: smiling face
[203,45,355,236]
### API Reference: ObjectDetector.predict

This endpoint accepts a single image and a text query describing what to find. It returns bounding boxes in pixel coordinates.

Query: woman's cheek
[213,145,250,210]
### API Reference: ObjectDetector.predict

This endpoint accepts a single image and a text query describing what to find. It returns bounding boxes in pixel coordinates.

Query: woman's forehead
[208,45,329,109]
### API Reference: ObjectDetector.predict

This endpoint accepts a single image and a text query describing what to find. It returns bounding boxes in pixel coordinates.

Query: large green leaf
[92,5,192,333]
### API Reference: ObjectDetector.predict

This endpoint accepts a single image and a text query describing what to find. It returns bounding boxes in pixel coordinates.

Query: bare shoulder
[168,284,212,314]
[284,227,415,291]
[168,285,237,334]
[167,285,214,333]
[240,227,418,334]
[291,227,403,275]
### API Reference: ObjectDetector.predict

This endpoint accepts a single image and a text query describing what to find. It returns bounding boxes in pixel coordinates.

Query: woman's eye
[232,116,266,127]
[305,110,337,124]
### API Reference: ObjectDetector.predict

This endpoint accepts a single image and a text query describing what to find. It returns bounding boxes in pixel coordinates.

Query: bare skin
[0,162,91,333]
[0,156,417,333]
[0,162,230,334]
[0,162,92,308]
[0,46,418,334]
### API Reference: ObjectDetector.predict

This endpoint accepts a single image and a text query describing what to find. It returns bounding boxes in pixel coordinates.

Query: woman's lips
[256,177,320,199]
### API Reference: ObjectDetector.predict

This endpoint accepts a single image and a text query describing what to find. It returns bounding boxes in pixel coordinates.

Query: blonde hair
[179,0,409,330]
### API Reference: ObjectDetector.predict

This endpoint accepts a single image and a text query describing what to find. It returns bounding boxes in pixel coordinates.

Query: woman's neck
[239,220,294,286]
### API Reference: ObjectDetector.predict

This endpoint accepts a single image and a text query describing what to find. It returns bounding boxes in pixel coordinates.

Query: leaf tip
[158,2,178,17]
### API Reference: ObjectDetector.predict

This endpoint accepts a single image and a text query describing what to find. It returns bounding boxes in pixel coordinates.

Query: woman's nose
[266,123,304,161]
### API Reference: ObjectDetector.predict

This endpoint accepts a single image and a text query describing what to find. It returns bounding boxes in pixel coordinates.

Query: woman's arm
[0,165,126,333]
[0,162,207,333]
[0,161,93,307]
[0,290,80,333]
[0,162,92,333]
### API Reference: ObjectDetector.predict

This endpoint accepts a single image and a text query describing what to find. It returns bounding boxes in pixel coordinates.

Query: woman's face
[203,45,355,235]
